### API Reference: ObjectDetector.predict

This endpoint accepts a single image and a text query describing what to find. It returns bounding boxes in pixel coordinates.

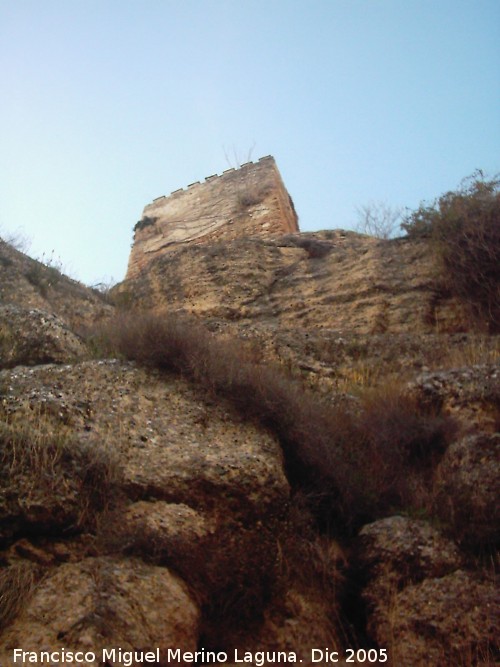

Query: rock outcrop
[0,305,86,368]
[410,364,500,432]
[118,232,467,334]
[1,206,499,665]
[356,517,498,666]
[433,432,500,546]
[372,570,498,666]
[1,360,347,659]
[0,238,112,330]
[0,558,200,667]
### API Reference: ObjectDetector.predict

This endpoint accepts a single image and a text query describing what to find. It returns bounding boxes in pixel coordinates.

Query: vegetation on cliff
[92,311,461,535]
[402,171,500,331]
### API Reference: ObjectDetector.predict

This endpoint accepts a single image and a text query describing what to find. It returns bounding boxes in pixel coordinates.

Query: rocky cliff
[119,230,465,333]
[0,217,498,666]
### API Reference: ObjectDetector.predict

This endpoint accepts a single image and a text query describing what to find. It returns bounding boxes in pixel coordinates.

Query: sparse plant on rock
[23,251,66,297]
[133,215,158,233]
[0,412,120,540]
[93,311,456,532]
[0,227,31,254]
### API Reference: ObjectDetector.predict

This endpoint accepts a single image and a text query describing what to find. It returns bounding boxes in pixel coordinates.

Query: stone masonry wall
[126,156,299,279]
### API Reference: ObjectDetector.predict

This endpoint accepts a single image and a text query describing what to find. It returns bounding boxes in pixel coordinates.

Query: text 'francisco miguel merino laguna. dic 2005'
[12,647,390,665]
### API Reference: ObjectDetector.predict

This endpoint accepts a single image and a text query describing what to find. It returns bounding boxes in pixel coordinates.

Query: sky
[1,0,499,286]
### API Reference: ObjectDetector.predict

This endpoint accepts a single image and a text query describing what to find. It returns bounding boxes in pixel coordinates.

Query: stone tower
[126,156,299,280]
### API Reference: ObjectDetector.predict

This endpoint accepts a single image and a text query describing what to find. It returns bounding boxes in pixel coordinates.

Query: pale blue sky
[1,0,499,285]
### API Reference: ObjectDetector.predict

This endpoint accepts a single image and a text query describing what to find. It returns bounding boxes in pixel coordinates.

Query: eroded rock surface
[0,558,200,666]
[433,432,500,546]
[1,226,499,664]
[410,363,500,431]
[356,516,462,601]
[377,570,499,666]
[356,517,499,666]
[0,305,86,368]
[0,360,288,517]
[0,360,295,656]
[118,233,466,334]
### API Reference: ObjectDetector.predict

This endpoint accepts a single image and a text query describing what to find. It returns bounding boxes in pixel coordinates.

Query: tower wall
[126,156,299,279]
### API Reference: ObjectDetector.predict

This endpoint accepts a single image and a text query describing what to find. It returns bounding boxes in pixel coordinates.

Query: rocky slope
[116,231,465,333]
[0,232,498,666]
[0,238,111,331]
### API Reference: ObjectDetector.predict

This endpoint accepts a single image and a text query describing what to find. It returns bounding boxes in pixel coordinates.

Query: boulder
[356,515,462,600]
[0,360,289,521]
[0,305,85,368]
[356,517,499,665]
[0,557,200,666]
[116,500,216,587]
[433,432,500,546]
[376,570,499,666]
[409,364,500,432]
[0,360,290,636]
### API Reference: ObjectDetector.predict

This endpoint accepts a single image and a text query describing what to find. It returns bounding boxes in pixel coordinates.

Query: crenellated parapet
[126,156,299,279]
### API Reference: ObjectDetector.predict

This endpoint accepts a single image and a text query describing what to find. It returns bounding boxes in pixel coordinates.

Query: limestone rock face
[376,570,499,667]
[0,239,112,330]
[127,156,299,280]
[410,364,500,431]
[0,305,86,368]
[0,557,200,666]
[433,432,500,546]
[1,200,499,663]
[0,360,290,651]
[1,360,288,521]
[356,516,462,601]
[122,500,212,560]
[119,232,466,334]
[355,517,500,666]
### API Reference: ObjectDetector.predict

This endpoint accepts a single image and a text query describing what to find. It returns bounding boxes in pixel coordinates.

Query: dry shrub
[94,311,456,532]
[402,172,500,331]
[236,190,262,209]
[352,386,457,514]
[356,201,403,239]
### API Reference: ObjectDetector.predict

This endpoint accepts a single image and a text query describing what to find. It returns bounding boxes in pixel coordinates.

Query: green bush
[402,172,500,331]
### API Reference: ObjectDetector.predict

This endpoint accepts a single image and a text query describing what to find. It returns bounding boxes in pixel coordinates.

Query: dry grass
[431,335,500,370]
[0,561,42,630]
[89,311,456,533]
[333,360,389,393]
[0,410,120,533]
[0,327,15,369]
[1,415,69,482]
